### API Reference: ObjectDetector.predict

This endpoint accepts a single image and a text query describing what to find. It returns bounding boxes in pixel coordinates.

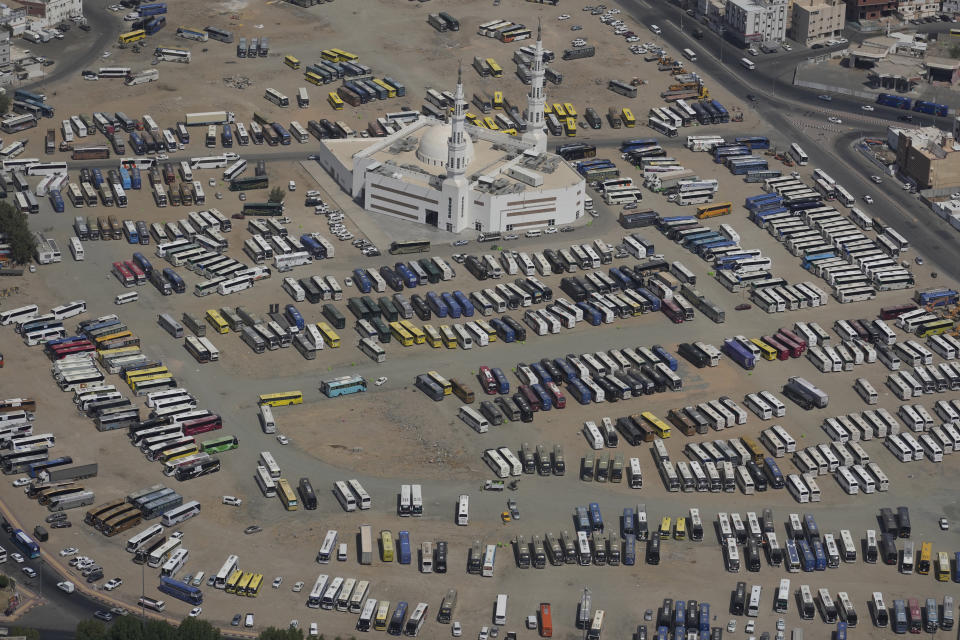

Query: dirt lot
[1,0,959,638]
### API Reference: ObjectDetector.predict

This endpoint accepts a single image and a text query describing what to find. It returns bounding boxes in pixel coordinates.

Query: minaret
[446,64,468,177]
[442,63,470,233]
[522,20,548,153]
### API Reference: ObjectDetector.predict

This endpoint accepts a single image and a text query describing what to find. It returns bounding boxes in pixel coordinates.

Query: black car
[51,521,72,529]
[811,43,823,49]
[231,614,242,626]
[898,114,914,121]
[746,94,758,102]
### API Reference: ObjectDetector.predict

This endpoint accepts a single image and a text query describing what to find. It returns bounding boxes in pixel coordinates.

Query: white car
[870,175,883,183]
[745,620,756,634]
[156,154,168,160]
[288,180,296,191]
[861,105,875,111]
[827,116,842,124]
[545,226,558,234]
[277,434,290,445]
[60,547,78,557]
[782,43,792,51]
[102,51,111,58]
[293,581,305,592]
[223,153,239,162]
[189,607,202,617]
[222,496,242,506]
[863,195,874,204]
[309,623,318,637]
[727,620,737,633]
[104,578,123,591]
[558,13,570,19]
[626,36,640,42]
[375,376,388,386]
[273,576,283,588]
[124,13,139,20]
[12,478,30,487]
[57,581,75,593]
[11,553,24,563]
[170,531,184,540]
[452,621,462,637]
[478,627,490,640]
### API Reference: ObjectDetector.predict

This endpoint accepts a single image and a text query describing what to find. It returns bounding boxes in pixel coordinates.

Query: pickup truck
[483,480,505,491]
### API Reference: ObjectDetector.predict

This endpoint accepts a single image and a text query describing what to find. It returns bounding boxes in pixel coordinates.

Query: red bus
[773,332,803,358]
[181,415,222,436]
[478,366,497,395]
[546,382,566,409]
[777,328,807,351]
[907,598,921,633]
[661,299,684,324]
[520,384,542,412]
[49,341,96,359]
[880,303,917,320]
[112,261,135,287]
[124,260,146,284]
[539,603,553,637]
[761,335,791,360]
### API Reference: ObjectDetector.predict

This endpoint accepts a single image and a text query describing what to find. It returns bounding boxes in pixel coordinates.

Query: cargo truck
[184,111,236,126]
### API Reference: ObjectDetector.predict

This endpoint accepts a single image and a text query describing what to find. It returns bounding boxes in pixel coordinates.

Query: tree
[75,620,108,640]
[0,574,9,588]
[267,187,285,203]
[8,628,39,640]
[0,92,9,116]
[106,616,145,640]
[0,201,33,264]
[142,618,177,640]
[177,617,220,640]
[257,627,303,640]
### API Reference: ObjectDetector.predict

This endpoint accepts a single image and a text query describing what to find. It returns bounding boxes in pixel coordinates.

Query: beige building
[789,0,845,45]
[896,0,940,19]
[895,126,960,190]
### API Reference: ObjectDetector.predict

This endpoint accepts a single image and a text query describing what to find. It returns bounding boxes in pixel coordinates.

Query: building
[842,0,896,21]
[0,31,10,65]
[0,4,28,35]
[312,28,585,235]
[789,0,845,45]
[894,126,960,189]
[896,0,940,19]
[943,0,960,16]
[724,0,788,48]
[11,0,82,27]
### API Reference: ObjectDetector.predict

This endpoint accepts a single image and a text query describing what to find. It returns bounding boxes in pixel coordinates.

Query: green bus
[229,176,269,191]
[201,435,239,454]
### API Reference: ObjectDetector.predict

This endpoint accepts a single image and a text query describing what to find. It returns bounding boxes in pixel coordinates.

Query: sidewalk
[0,582,44,623]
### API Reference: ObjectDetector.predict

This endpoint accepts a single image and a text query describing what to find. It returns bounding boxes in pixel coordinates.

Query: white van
[650,24,662,34]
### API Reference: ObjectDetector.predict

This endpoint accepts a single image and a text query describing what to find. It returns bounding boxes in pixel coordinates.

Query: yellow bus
[320,49,340,62]
[125,366,169,385]
[304,72,325,86]
[328,92,345,109]
[951,27,960,37]
[564,118,576,137]
[237,572,254,595]
[247,573,263,596]
[552,103,567,118]
[483,117,500,131]
[493,91,504,109]
[640,411,671,438]
[563,102,577,117]
[372,78,396,98]
[205,309,229,334]
[389,322,414,347]
[621,108,636,127]
[935,551,950,581]
[95,330,134,346]
[277,478,298,511]
[317,322,341,348]
[258,390,303,407]
[163,444,200,464]
[399,320,426,344]
[284,55,301,69]
[740,436,766,465]
[131,374,173,392]
[659,516,671,539]
[750,338,778,361]
[381,530,394,561]
[465,112,480,126]
[917,541,932,574]
[544,103,553,115]
[98,345,140,363]
[119,29,146,44]
[485,58,503,78]
[374,600,391,631]
[439,325,457,349]
[422,324,442,348]
[225,569,243,593]
[426,371,453,395]
[696,202,733,219]
[330,48,358,62]
[674,516,686,540]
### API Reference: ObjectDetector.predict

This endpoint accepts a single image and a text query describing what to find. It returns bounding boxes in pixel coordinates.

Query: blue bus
[799,539,815,572]
[734,136,770,149]
[452,291,474,317]
[652,345,677,371]
[397,530,411,564]
[426,292,448,318]
[284,304,304,330]
[812,539,827,571]
[351,268,372,293]
[699,603,710,632]
[14,89,45,104]
[388,601,408,635]
[320,374,367,398]
[271,122,291,145]
[588,502,604,532]
[27,456,73,478]
[158,576,202,604]
[440,292,462,318]
[489,318,514,342]
[12,530,40,558]
[162,267,186,293]
[133,252,153,275]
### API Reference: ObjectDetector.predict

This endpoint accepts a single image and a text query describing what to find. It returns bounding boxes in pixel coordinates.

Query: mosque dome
[415,122,474,168]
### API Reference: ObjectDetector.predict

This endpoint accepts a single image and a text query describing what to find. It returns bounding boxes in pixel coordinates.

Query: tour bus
[747,585,762,616]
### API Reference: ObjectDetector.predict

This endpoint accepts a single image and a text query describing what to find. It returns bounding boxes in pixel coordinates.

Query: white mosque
[312,27,586,235]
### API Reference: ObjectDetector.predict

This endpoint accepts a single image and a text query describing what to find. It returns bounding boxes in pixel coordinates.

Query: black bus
[298,477,317,510]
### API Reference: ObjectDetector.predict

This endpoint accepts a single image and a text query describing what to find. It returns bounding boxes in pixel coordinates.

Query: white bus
[458,405,488,433]
[125,523,164,553]
[307,574,329,608]
[214,554,240,588]
[457,495,469,526]
[682,47,697,61]
[69,237,84,261]
[775,578,791,613]
[789,143,809,166]
[161,500,201,526]
[223,159,247,181]
[317,529,338,563]
[787,474,809,503]
[255,465,276,497]
[740,57,756,70]
[259,451,281,478]
[347,479,371,510]
[483,449,510,478]
[482,544,496,577]
[411,484,423,516]
[334,480,357,512]
[160,548,189,577]
[747,585,762,617]
[0,304,39,326]
[264,88,290,107]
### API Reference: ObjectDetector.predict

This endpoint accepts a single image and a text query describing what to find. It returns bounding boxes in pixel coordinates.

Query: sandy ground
[1,0,959,638]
